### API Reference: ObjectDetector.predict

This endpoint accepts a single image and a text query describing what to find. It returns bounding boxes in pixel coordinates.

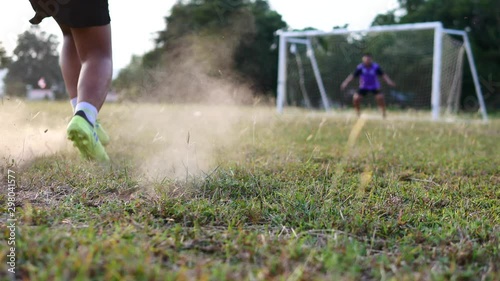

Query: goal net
[276,22,488,120]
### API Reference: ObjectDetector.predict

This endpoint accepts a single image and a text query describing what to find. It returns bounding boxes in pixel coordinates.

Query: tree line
[113,0,286,102]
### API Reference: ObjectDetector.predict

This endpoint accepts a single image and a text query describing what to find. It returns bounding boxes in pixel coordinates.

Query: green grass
[1,101,499,280]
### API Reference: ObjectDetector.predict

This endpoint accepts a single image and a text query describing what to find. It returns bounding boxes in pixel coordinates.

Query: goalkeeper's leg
[375,93,387,118]
[353,93,362,117]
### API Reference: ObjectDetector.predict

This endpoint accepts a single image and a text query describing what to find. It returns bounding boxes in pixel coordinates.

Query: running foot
[67,115,110,162]
[95,121,110,146]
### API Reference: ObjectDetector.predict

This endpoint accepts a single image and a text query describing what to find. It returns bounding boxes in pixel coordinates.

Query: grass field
[1,101,499,280]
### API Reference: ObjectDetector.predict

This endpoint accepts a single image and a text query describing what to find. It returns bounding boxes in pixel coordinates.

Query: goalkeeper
[341,53,396,118]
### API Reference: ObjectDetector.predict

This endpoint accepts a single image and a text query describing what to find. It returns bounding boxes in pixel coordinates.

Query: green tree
[112,55,148,100]
[130,0,251,71]
[0,42,10,69]
[114,0,287,99]
[4,27,64,97]
[234,0,287,94]
[397,0,426,13]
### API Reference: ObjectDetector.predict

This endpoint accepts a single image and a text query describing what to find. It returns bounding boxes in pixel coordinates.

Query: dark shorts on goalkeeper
[357,89,381,96]
[29,0,110,28]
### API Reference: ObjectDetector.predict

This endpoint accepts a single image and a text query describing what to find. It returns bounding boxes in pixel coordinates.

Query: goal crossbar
[276,22,489,121]
[276,21,443,38]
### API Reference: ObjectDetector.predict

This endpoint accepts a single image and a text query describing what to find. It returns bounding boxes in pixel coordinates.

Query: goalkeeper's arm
[341,74,354,91]
[382,74,396,87]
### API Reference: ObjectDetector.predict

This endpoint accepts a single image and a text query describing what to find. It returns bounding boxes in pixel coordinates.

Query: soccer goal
[276,22,488,121]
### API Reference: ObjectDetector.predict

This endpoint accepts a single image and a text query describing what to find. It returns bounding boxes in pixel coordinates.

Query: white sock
[70,98,78,112]
[75,102,98,126]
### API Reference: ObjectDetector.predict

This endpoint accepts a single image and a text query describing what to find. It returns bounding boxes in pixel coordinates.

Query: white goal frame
[276,22,488,121]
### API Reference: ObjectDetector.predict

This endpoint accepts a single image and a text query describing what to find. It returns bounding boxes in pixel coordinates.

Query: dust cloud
[137,32,256,105]
[113,19,267,180]
[115,104,260,181]
[0,99,68,166]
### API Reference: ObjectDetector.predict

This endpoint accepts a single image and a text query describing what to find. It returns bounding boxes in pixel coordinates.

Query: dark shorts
[29,0,110,28]
[357,89,381,96]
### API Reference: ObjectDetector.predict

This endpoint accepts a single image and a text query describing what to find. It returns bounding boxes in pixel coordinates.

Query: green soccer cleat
[95,121,110,146]
[67,115,110,163]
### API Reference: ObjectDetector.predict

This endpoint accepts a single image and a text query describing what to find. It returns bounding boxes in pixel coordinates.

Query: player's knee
[81,52,112,65]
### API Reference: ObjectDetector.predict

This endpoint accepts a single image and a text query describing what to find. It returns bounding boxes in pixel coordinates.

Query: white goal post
[276,22,488,121]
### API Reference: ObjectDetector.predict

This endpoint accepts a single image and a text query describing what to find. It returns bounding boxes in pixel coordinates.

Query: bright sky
[0,0,398,73]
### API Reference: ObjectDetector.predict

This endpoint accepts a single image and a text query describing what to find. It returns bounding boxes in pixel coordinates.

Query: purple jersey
[353,63,384,90]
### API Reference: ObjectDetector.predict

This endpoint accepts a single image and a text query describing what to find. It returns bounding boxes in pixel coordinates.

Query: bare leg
[58,25,80,101]
[71,25,112,111]
[353,93,362,117]
[63,25,112,162]
[375,93,387,118]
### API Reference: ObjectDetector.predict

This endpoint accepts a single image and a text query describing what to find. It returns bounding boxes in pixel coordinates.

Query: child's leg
[375,93,387,118]
[353,93,362,116]
[58,24,81,110]
[71,25,112,112]
[58,23,110,145]
[65,25,112,162]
